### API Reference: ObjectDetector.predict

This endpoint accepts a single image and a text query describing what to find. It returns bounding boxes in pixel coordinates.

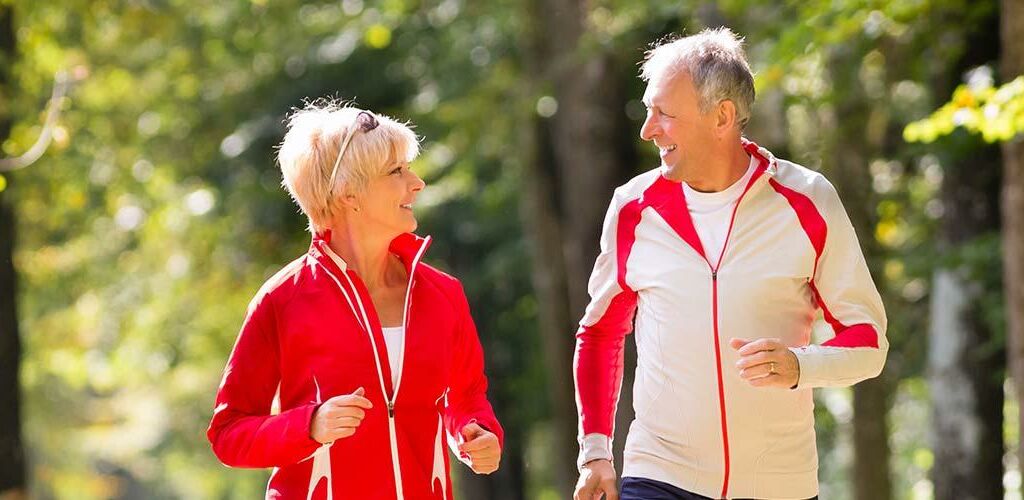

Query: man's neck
[675,141,750,193]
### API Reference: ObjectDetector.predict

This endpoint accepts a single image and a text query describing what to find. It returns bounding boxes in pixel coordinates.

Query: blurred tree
[906,0,1022,490]
[0,4,27,498]
[925,5,1005,498]
[1002,0,1024,484]
[517,0,632,494]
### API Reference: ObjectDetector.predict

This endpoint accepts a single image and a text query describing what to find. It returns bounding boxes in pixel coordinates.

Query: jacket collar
[741,137,777,179]
[656,138,777,188]
[309,230,432,277]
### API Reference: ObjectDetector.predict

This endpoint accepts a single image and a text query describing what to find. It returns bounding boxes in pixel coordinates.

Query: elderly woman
[207,101,503,500]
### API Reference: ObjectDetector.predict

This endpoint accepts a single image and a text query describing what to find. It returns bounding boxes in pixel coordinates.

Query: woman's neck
[327,222,403,291]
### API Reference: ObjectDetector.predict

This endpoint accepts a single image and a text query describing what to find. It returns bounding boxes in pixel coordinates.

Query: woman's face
[354,160,425,236]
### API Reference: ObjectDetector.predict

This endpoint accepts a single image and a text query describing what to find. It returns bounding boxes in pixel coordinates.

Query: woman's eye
[389,167,403,175]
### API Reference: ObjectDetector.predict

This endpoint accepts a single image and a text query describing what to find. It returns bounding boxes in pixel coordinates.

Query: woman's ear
[341,192,361,213]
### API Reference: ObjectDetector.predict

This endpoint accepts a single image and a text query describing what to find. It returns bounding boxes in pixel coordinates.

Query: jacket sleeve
[574,189,639,469]
[790,180,888,389]
[443,281,505,452]
[207,292,321,468]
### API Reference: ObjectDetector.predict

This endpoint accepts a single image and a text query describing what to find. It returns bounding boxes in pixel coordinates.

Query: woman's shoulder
[415,262,475,306]
[249,255,311,308]
[414,261,462,291]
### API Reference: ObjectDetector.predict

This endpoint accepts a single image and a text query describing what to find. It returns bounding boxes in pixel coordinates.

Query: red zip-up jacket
[208,232,504,500]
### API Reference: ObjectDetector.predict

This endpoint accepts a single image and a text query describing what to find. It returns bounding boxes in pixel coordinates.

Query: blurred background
[1,0,1022,498]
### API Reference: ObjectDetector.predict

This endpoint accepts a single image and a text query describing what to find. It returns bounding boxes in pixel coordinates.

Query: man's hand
[574,459,618,500]
[459,423,501,474]
[730,338,800,388]
[310,387,373,444]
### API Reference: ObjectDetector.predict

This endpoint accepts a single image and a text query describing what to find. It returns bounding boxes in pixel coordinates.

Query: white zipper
[387,406,405,499]
[316,236,430,500]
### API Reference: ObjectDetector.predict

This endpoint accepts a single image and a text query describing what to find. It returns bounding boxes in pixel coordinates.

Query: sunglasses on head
[329,110,380,193]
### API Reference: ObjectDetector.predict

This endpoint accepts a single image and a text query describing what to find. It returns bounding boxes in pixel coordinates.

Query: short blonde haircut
[277,99,420,233]
[641,27,755,129]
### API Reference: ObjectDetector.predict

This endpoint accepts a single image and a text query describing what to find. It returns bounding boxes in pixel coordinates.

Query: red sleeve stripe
[616,198,646,292]
[772,177,878,349]
[768,178,827,262]
[808,280,879,348]
[822,323,879,348]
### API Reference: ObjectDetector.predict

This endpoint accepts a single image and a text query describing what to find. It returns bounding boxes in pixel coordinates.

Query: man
[572,28,887,500]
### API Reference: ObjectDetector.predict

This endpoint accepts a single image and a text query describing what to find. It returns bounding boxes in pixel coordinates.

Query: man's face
[639,71,718,173]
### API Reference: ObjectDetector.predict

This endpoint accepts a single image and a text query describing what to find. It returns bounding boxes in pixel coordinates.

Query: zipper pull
[387,400,395,418]
[712,270,718,281]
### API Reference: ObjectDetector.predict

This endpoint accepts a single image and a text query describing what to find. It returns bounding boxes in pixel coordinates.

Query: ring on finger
[769,361,777,375]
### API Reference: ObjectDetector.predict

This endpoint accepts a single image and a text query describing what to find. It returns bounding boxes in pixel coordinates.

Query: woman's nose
[410,170,425,191]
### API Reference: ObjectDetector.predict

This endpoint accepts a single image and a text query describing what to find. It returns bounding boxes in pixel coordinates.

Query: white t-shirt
[381,326,404,387]
[682,155,757,268]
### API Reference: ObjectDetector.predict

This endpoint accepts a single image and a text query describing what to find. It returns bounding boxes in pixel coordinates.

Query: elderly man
[572,28,887,500]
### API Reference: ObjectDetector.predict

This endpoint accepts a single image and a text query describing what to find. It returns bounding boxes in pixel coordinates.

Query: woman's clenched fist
[310,387,374,444]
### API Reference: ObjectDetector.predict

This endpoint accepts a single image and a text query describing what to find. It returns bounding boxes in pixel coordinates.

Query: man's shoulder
[772,158,827,187]
[613,168,663,201]
[772,158,840,200]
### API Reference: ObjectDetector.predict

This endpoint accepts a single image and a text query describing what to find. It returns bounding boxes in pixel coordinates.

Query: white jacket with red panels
[208,232,503,500]
[574,140,887,499]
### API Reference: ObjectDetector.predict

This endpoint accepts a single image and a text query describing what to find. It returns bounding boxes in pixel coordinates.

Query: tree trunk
[518,0,634,494]
[517,0,586,495]
[1001,0,1024,484]
[517,109,577,496]
[929,142,1004,500]
[918,5,1008,498]
[0,3,26,497]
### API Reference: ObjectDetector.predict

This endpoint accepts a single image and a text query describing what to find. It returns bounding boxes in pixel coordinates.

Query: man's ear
[716,99,738,135]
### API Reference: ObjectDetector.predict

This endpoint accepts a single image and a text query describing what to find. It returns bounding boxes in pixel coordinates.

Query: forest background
[1,0,1023,499]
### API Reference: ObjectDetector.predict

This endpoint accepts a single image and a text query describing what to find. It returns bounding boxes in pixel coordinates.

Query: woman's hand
[458,422,501,474]
[310,387,374,444]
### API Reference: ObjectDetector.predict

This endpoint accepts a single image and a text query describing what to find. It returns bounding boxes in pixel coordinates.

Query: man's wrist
[577,433,613,471]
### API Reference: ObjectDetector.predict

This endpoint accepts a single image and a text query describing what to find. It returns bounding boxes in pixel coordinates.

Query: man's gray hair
[641,27,755,129]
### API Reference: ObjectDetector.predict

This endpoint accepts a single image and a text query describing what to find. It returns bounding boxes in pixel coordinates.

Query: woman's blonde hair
[277,99,420,233]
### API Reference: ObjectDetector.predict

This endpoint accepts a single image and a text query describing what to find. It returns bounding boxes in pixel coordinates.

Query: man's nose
[640,114,658,141]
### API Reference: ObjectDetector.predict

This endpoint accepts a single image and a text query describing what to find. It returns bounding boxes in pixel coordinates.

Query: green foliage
[905,75,1024,143]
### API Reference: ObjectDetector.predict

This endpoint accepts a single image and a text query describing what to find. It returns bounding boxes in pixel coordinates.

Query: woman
[208,101,503,500]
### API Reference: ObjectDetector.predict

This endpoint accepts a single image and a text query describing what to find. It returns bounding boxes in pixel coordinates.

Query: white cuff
[577,433,613,471]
